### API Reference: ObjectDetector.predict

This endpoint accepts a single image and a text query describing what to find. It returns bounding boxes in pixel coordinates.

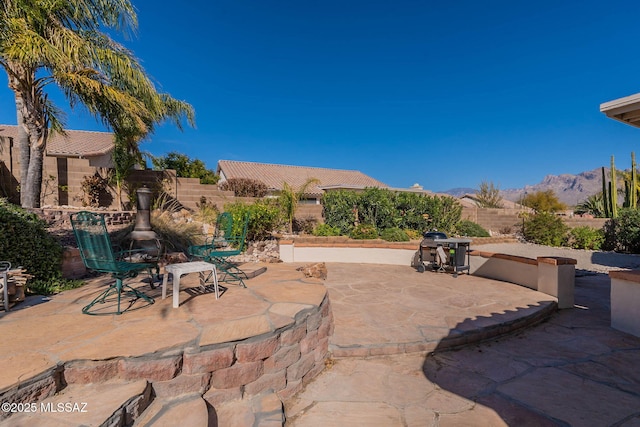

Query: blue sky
[2,0,640,192]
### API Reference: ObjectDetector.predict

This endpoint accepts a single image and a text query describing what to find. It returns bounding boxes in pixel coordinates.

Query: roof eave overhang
[600,93,640,128]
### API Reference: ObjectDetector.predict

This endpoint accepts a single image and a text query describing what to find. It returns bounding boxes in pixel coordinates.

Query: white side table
[162,261,219,308]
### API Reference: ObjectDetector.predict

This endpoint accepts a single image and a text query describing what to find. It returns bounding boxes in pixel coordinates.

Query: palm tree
[279,178,320,234]
[0,0,194,208]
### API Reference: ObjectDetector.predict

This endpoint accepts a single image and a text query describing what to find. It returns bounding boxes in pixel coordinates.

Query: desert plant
[312,223,341,236]
[520,190,566,213]
[499,226,513,234]
[293,216,317,234]
[380,227,410,242]
[574,193,606,218]
[219,178,268,197]
[603,208,640,253]
[109,138,143,210]
[81,173,109,208]
[150,210,203,254]
[349,223,378,240]
[455,220,490,237]
[568,226,604,250]
[278,178,320,234]
[522,212,569,246]
[194,196,220,226]
[475,181,503,208]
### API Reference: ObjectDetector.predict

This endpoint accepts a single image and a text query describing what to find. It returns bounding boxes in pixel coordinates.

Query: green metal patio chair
[0,261,10,312]
[188,212,234,259]
[71,211,155,315]
[188,213,250,287]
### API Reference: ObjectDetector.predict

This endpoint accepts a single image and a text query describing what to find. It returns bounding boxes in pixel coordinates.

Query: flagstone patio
[3,261,632,426]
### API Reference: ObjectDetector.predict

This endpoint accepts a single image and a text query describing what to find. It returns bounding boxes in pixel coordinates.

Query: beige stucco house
[0,125,115,206]
[217,160,390,204]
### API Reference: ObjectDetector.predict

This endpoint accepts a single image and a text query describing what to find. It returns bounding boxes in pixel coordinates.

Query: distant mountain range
[442,168,605,206]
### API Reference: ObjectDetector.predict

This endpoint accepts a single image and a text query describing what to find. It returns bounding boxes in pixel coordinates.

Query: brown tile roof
[217,160,388,196]
[0,125,114,158]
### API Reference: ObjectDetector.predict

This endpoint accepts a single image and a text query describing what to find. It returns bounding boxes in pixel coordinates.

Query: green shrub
[323,189,463,235]
[404,229,422,240]
[455,220,490,237]
[522,212,569,246]
[312,223,341,236]
[349,224,378,239]
[358,188,396,230]
[322,190,360,235]
[568,226,604,250]
[0,199,78,294]
[224,199,282,242]
[603,208,640,253]
[219,178,268,198]
[380,227,410,242]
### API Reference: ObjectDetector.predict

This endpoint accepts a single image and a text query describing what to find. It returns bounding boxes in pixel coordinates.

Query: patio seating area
[1,261,638,425]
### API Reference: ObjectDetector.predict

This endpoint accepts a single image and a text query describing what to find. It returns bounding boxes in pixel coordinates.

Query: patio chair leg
[211,257,248,288]
[82,277,154,315]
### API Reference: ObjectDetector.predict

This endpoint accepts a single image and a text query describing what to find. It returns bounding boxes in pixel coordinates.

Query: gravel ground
[472,241,640,274]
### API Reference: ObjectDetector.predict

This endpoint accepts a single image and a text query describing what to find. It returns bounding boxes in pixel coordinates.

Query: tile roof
[0,125,114,158]
[217,160,388,196]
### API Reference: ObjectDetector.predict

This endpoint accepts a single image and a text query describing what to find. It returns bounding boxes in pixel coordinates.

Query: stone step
[3,380,151,427]
[214,392,285,427]
[133,394,209,426]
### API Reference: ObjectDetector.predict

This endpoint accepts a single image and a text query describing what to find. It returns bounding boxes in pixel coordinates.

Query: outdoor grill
[417,231,472,278]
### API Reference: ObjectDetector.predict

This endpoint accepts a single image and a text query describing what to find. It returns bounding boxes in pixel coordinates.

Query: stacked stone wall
[0,295,333,420]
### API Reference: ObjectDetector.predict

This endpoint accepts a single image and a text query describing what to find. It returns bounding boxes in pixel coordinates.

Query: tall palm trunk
[9,63,47,208]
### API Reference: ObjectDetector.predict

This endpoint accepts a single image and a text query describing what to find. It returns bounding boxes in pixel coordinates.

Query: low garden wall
[279,236,575,309]
[469,251,576,309]
[278,236,518,265]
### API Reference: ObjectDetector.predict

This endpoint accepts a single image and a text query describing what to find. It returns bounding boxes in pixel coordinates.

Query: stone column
[537,257,576,309]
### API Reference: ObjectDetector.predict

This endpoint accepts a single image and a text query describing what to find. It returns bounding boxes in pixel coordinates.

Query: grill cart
[417,232,472,278]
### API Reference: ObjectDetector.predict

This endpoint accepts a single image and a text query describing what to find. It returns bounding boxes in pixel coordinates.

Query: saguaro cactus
[611,156,618,219]
[632,152,637,209]
[602,167,611,218]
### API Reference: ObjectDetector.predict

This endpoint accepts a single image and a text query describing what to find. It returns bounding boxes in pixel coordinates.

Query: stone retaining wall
[0,295,333,419]
[30,208,135,227]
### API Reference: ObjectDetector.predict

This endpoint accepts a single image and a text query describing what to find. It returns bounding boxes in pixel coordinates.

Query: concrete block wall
[462,207,524,233]
[463,206,609,233]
